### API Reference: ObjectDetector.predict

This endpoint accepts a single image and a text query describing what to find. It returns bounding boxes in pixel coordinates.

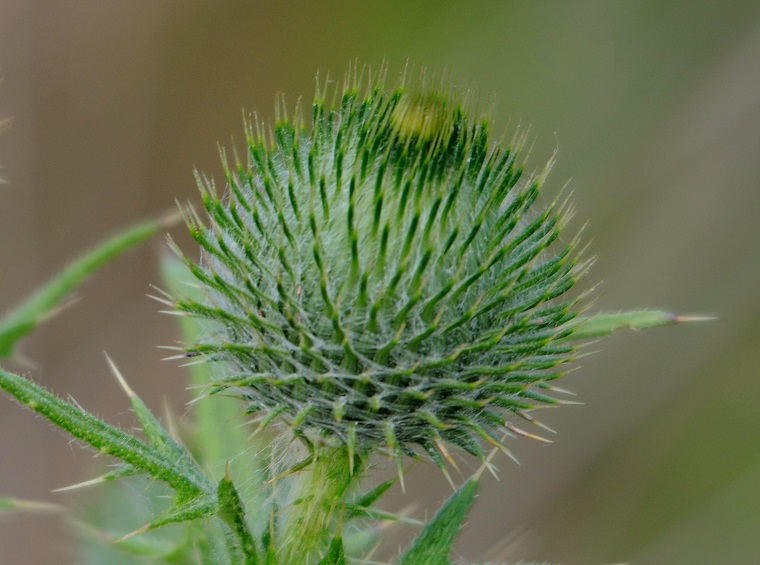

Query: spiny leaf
[342,504,424,526]
[217,467,259,565]
[398,478,478,565]
[52,465,138,493]
[116,492,218,546]
[565,310,711,340]
[316,536,346,565]
[159,255,257,479]
[345,477,396,519]
[0,368,214,505]
[105,354,208,490]
[0,213,179,358]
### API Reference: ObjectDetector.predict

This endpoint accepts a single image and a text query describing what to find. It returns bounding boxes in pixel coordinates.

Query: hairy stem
[279,446,360,564]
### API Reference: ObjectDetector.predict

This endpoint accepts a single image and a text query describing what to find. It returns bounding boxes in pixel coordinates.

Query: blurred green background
[1,1,759,563]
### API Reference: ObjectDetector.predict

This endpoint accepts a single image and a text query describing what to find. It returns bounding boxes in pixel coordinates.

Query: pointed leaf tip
[317,536,346,565]
[565,309,709,340]
[672,314,717,324]
[105,352,134,398]
[399,478,478,565]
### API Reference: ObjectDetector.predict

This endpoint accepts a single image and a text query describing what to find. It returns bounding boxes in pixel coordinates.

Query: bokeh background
[1,2,759,564]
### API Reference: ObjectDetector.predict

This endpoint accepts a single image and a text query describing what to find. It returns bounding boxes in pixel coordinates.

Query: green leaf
[51,464,139,494]
[346,478,395,518]
[342,505,424,526]
[74,477,219,565]
[105,354,207,490]
[316,536,346,565]
[159,255,256,474]
[113,534,184,559]
[0,367,216,528]
[0,214,177,358]
[217,469,259,565]
[162,255,269,562]
[398,478,478,565]
[146,493,218,531]
[564,310,709,340]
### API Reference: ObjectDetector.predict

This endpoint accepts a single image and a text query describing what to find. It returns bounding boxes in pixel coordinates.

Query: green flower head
[173,65,586,467]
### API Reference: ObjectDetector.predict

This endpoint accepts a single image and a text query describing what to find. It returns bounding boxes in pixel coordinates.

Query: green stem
[279,446,360,565]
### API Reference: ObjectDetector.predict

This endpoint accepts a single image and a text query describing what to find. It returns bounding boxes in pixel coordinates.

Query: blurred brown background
[1,1,759,564]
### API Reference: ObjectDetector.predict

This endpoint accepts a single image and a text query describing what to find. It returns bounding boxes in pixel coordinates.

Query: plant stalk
[278,445,360,564]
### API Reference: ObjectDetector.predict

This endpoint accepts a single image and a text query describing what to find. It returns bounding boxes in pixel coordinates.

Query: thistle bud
[173,66,585,466]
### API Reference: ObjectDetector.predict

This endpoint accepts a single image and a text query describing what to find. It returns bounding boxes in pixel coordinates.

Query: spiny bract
[173,66,585,467]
